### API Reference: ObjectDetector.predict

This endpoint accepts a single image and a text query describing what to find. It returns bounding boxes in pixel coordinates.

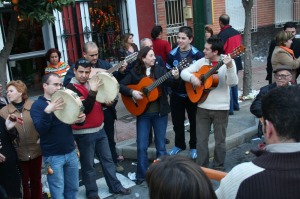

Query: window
[275,0,293,27]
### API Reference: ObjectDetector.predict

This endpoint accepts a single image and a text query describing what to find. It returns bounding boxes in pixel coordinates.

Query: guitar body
[121,77,159,116]
[185,65,219,103]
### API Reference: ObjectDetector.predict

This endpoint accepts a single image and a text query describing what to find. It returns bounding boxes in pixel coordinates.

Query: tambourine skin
[94,72,120,103]
[51,88,84,124]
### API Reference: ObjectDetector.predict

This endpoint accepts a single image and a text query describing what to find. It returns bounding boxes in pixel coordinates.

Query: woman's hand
[5,114,17,130]
[0,153,6,163]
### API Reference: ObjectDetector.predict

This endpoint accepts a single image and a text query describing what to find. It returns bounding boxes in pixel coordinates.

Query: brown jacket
[0,99,42,161]
[271,46,300,81]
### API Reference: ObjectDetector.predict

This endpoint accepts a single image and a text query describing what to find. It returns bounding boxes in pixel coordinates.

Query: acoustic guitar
[185,45,245,103]
[122,58,190,116]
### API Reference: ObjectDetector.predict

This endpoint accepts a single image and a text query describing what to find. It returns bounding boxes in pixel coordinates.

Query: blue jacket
[30,96,75,157]
[166,45,204,95]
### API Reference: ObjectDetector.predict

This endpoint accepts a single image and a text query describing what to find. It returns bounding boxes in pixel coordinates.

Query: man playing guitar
[181,36,238,171]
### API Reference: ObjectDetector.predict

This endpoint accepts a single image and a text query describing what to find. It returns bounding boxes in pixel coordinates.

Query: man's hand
[222,54,233,69]
[74,113,86,124]
[172,68,179,79]
[5,114,17,130]
[119,61,128,73]
[190,75,201,87]
[44,97,65,114]
[132,90,143,100]
[0,153,6,163]
[104,100,114,106]
[89,75,103,92]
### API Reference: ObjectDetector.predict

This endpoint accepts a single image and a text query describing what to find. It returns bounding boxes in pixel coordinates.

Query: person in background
[146,155,217,199]
[30,73,85,198]
[120,47,179,185]
[216,85,300,199]
[205,25,214,40]
[0,84,8,110]
[0,115,23,199]
[119,33,139,73]
[45,48,70,82]
[151,25,172,63]
[266,21,300,84]
[250,68,292,138]
[271,30,300,83]
[0,80,43,199]
[167,26,204,159]
[218,14,243,115]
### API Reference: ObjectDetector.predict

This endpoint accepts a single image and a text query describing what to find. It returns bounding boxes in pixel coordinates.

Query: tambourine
[51,88,84,124]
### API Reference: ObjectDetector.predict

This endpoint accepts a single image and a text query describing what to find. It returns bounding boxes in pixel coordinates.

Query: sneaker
[169,146,183,155]
[115,163,124,172]
[189,149,197,159]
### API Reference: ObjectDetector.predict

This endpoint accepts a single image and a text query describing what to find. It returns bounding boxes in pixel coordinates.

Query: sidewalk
[114,58,268,160]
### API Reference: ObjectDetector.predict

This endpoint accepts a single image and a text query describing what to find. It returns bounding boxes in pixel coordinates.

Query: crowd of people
[1,13,300,199]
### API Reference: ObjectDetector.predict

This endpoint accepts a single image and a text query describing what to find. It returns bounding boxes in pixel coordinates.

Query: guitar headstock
[176,58,190,70]
[230,45,246,59]
[125,52,138,63]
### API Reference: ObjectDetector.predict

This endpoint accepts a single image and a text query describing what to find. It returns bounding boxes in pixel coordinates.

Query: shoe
[117,155,124,162]
[87,195,100,199]
[165,138,170,144]
[136,179,144,185]
[169,146,183,155]
[234,107,240,111]
[229,112,234,115]
[114,188,132,195]
[115,163,124,172]
[189,149,197,159]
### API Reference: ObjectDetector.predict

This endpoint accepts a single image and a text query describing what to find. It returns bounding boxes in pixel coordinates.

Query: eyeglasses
[274,74,291,79]
[46,83,63,87]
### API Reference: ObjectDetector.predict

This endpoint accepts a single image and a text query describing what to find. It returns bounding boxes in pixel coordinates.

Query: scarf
[280,46,295,59]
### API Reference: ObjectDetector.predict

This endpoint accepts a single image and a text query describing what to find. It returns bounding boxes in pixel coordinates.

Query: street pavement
[77,57,268,198]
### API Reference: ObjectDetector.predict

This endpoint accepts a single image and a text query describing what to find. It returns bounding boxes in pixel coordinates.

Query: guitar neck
[146,71,173,93]
[107,62,122,74]
[107,52,138,74]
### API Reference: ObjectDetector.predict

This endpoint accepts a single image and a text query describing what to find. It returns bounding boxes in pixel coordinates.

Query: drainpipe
[193,0,205,50]
[153,0,158,25]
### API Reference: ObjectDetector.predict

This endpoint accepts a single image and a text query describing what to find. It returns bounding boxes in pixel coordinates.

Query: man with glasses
[250,67,292,138]
[66,58,131,199]
[30,73,86,198]
[266,22,300,84]
[216,85,300,199]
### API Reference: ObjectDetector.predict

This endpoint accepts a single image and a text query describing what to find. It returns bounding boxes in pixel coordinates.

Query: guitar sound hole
[142,88,149,96]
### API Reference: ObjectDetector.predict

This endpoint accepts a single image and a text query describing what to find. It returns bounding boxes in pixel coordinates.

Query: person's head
[205,25,214,39]
[273,68,292,86]
[121,33,134,49]
[283,22,297,36]
[203,36,224,60]
[146,155,217,199]
[275,30,293,48]
[73,58,93,84]
[151,25,163,39]
[134,46,155,74]
[6,80,28,103]
[45,48,61,65]
[177,26,193,51]
[83,41,99,65]
[261,85,300,144]
[219,14,230,27]
[42,73,62,98]
[140,38,153,49]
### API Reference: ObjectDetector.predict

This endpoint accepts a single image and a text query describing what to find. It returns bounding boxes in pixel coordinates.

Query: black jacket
[119,65,171,116]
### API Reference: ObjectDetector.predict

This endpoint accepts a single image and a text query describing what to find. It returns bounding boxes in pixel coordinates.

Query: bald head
[219,14,230,26]
[140,38,153,49]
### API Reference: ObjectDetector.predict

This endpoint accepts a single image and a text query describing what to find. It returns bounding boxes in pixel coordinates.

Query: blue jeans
[74,128,123,198]
[229,85,239,113]
[136,112,168,180]
[43,150,79,199]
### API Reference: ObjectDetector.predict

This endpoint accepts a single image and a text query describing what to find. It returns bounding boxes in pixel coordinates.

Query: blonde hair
[275,30,293,46]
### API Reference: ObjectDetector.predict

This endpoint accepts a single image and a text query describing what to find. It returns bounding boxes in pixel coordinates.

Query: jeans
[103,108,118,163]
[74,128,123,198]
[20,155,43,199]
[170,93,197,149]
[229,85,239,113]
[136,112,168,180]
[43,150,79,199]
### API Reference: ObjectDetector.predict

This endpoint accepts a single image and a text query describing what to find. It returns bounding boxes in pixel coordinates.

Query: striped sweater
[45,62,70,81]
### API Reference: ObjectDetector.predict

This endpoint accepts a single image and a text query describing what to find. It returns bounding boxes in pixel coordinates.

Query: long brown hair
[121,33,134,50]
[134,46,154,76]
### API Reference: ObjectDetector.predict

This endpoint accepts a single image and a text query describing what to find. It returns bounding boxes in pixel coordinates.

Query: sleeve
[63,64,75,86]
[180,59,203,82]
[272,50,300,70]
[225,61,238,86]
[250,87,266,118]
[119,73,134,96]
[267,40,276,77]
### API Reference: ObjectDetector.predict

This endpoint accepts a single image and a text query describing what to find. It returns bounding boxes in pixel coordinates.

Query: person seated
[250,67,292,138]
[216,85,300,199]
[146,155,217,199]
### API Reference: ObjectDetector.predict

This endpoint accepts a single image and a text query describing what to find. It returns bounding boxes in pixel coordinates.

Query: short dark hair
[206,35,224,55]
[262,85,300,142]
[179,26,193,39]
[219,14,230,26]
[146,155,217,199]
[283,22,297,30]
[83,41,98,53]
[151,25,163,39]
[74,58,93,70]
[45,48,61,62]
[42,73,60,84]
